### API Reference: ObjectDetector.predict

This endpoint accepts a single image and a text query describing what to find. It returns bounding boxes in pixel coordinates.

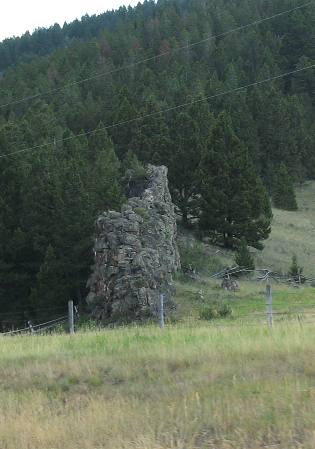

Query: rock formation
[86,165,180,322]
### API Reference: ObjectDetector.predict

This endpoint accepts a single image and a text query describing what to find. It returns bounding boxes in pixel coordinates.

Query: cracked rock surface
[87,165,180,322]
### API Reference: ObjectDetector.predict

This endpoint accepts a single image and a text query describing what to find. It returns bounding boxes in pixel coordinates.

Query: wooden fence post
[27,320,35,335]
[68,300,75,335]
[159,294,165,329]
[266,282,273,328]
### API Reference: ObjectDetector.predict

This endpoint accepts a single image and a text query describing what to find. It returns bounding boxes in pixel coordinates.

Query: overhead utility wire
[1,62,314,159]
[0,1,312,110]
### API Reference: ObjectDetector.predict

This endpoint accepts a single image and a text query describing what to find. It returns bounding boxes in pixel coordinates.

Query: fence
[210,266,315,328]
[0,300,77,336]
[1,267,315,334]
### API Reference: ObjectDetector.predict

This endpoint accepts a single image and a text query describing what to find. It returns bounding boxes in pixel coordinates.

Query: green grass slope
[258,181,315,273]
[175,182,315,323]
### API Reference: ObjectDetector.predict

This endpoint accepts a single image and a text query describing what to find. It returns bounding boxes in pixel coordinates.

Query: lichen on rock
[86,165,180,322]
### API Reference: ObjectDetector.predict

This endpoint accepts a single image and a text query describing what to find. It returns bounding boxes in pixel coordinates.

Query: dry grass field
[0,324,315,449]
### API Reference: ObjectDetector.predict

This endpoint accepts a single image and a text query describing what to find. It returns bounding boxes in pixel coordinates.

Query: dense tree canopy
[272,163,298,211]
[0,0,314,325]
[199,113,272,249]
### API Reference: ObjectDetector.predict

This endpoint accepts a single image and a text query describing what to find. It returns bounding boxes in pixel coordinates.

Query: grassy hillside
[258,181,315,273]
[179,181,315,276]
[175,182,315,323]
[0,325,315,449]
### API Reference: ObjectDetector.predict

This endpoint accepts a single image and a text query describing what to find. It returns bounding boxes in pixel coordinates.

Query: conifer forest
[0,0,314,324]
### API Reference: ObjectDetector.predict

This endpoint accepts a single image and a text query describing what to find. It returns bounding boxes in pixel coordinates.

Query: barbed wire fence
[209,265,315,327]
[2,267,315,335]
[0,300,78,337]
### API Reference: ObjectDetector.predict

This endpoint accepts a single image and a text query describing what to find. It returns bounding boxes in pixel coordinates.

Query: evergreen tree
[168,111,204,226]
[111,87,139,159]
[30,245,67,321]
[0,135,34,319]
[199,113,272,249]
[234,238,255,271]
[272,163,298,211]
[130,96,171,164]
[88,124,123,212]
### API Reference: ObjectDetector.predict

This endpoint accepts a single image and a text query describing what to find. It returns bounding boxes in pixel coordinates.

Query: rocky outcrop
[86,165,180,322]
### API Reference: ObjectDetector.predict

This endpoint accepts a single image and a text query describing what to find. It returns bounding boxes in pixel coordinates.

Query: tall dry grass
[0,324,314,448]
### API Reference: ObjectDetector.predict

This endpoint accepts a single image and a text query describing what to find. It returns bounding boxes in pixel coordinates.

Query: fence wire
[0,315,69,336]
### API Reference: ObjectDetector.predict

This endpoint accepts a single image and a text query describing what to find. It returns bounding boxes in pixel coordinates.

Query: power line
[1,62,314,159]
[0,1,312,110]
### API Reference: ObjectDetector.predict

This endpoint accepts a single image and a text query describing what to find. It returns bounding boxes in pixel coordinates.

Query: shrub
[123,150,148,181]
[288,254,306,284]
[199,302,233,320]
[134,207,148,219]
[178,240,224,275]
[122,151,149,198]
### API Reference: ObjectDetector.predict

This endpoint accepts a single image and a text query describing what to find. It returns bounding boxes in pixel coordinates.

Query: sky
[0,0,143,41]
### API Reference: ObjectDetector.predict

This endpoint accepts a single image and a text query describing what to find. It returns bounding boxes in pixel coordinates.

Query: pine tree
[0,132,35,319]
[130,96,171,165]
[199,113,272,249]
[30,245,67,321]
[272,164,298,211]
[88,124,123,212]
[234,238,255,271]
[168,111,204,226]
[111,87,139,159]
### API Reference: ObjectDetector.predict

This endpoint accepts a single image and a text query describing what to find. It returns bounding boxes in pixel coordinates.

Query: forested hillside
[0,5,142,71]
[0,0,314,325]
